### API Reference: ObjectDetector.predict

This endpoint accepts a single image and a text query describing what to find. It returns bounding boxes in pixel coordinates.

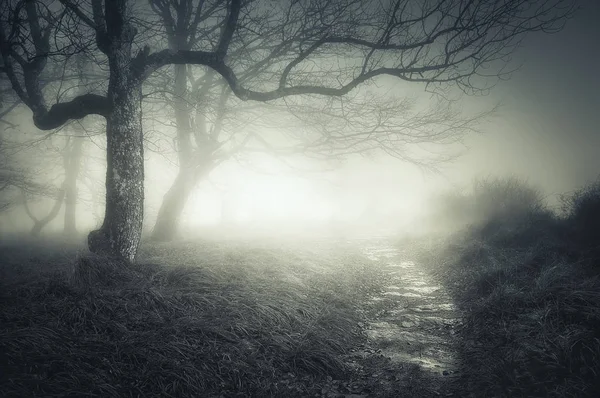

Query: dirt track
[336,237,463,397]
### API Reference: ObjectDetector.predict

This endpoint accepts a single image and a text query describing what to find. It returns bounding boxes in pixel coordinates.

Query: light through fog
[151,153,435,237]
[3,1,600,396]
[0,0,598,243]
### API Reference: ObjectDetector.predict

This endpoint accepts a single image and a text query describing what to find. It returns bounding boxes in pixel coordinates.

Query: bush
[470,176,546,223]
[424,177,555,245]
[561,178,600,260]
[411,177,600,397]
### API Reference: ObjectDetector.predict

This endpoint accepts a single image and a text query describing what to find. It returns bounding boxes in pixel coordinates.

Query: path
[341,237,463,397]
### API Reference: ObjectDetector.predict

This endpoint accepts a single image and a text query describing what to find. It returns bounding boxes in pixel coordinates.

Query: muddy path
[336,237,463,397]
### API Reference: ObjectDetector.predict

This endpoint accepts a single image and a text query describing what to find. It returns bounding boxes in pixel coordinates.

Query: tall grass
[0,238,386,397]
[561,178,600,262]
[412,176,600,397]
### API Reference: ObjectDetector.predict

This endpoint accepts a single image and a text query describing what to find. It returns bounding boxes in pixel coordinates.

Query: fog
[1,0,597,242]
[4,2,600,396]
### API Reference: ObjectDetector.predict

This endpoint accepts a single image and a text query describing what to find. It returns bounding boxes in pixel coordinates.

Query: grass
[408,176,600,397]
[0,236,387,397]
[7,175,600,397]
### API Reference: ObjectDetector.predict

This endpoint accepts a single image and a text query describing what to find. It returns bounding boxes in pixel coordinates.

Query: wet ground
[335,237,463,397]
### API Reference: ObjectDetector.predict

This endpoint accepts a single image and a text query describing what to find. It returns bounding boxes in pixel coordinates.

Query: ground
[0,233,467,397]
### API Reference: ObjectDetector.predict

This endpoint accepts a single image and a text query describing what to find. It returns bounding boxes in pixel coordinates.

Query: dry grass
[409,176,600,397]
[0,237,386,397]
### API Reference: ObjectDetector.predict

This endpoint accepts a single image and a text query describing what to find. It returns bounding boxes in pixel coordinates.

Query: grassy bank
[409,177,600,397]
[0,237,386,397]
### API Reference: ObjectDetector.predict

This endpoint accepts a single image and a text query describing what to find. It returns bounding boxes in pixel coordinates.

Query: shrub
[411,177,600,397]
[423,177,555,244]
[561,177,600,261]
[470,176,546,223]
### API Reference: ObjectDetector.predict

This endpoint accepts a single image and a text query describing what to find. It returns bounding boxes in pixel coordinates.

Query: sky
[2,0,599,236]
[444,0,600,200]
[126,0,600,233]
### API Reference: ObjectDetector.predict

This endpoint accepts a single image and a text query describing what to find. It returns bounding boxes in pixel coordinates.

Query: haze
[4,1,600,396]
[0,0,596,240]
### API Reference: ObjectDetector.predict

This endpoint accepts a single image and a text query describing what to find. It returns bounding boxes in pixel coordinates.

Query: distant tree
[0,138,40,212]
[0,127,64,236]
[0,95,47,213]
[0,0,576,261]
[62,134,84,236]
[1,55,93,237]
[21,183,65,236]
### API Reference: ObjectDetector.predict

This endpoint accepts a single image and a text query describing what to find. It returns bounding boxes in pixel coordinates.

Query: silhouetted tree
[0,97,50,213]
[0,137,39,212]
[21,184,65,236]
[0,0,575,261]
[62,135,84,236]
[15,134,81,237]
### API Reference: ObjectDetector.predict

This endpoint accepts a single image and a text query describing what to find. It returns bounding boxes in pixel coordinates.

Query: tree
[19,134,85,237]
[0,0,575,261]
[1,76,91,237]
[4,127,84,237]
[145,67,234,241]
[0,134,44,213]
[0,95,57,217]
[62,135,84,236]
[21,183,65,236]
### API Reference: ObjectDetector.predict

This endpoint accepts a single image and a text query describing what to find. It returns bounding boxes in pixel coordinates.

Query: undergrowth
[0,238,385,397]
[410,176,600,397]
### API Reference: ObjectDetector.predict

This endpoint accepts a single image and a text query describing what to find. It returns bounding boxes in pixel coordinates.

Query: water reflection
[361,239,461,378]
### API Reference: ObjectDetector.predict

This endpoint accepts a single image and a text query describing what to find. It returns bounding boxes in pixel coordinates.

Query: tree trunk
[151,168,194,241]
[151,63,204,242]
[23,187,65,236]
[63,136,84,237]
[87,7,144,262]
[151,157,213,241]
[88,85,144,261]
[88,87,144,261]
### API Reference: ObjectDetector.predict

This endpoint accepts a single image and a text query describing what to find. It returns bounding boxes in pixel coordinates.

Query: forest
[1,0,599,397]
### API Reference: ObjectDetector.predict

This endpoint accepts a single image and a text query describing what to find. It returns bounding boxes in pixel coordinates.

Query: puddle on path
[360,239,461,378]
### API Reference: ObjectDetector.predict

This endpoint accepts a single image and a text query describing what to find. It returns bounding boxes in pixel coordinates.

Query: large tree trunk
[88,86,144,261]
[87,5,144,262]
[88,85,144,261]
[63,136,83,237]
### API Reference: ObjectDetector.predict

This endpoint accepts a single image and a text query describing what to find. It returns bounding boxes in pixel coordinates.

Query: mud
[344,237,463,396]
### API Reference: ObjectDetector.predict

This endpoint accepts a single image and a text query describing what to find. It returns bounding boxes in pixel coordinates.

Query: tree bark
[63,136,84,237]
[87,4,144,262]
[88,84,144,261]
[88,87,144,261]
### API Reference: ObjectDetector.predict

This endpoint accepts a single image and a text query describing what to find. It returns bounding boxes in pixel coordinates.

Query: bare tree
[0,0,575,261]
[0,95,53,213]
[0,138,40,212]
[21,184,65,236]
[62,134,84,236]
[6,130,76,237]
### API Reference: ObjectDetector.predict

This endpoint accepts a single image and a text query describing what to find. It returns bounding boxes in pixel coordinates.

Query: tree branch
[32,94,111,130]
[217,0,241,56]
[59,0,97,30]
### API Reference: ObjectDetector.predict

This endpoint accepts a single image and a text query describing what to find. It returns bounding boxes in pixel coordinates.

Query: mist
[2,0,599,396]
[3,0,598,240]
